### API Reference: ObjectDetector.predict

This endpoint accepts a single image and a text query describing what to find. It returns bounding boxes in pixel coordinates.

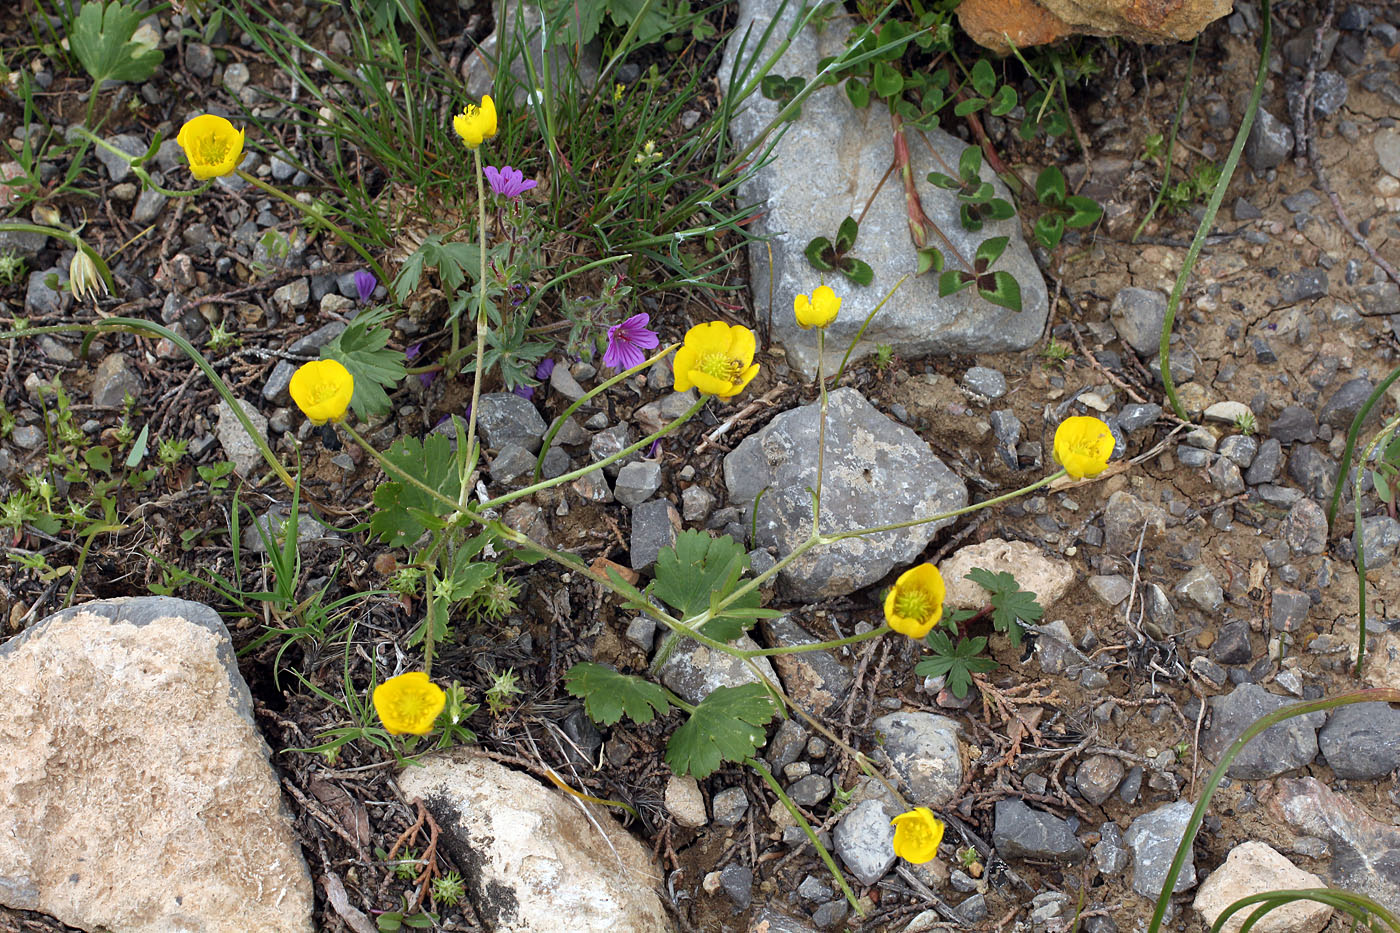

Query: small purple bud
[646,439,662,459]
[513,384,535,401]
[535,358,555,381]
[405,342,423,361]
[354,269,377,305]
[418,370,438,388]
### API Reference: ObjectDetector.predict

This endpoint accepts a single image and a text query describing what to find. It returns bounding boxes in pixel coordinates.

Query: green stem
[831,274,908,385]
[460,148,490,470]
[1328,361,1400,532]
[814,328,828,529]
[343,423,462,515]
[421,534,448,679]
[1350,416,1400,678]
[69,128,213,199]
[234,169,385,284]
[0,223,116,295]
[532,343,679,481]
[1145,688,1400,933]
[485,396,705,510]
[1159,0,1270,419]
[748,757,863,915]
[738,623,890,658]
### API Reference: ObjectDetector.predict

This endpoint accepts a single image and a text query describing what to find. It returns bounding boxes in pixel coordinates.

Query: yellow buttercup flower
[453,95,498,149]
[672,321,760,399]
[794,285,841,330]
[289,359,354,425]
[884,563,945,639]
[373,672,447,736]
[175,114,245,180]
[1053,415,1115,480]
[891,807,945,863]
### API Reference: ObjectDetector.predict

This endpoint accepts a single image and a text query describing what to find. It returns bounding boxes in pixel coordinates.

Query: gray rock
[1213,621,1253,665]
[549,364,587,401]
[1076,754,1125,806]
[713,786,749,826]
[1143,583,1176,636]
[1208,457,1245,495]
[1274,269,1328,305]
[657,631,777,705]
[629,499,680,572]
[1103,490,1164,555]
[1118,766,1143,804]
[1125,801,1198,897]
[1176,567,1223,612]
[1320,377,1375,429]
[1088,574,1132,607]
[11,424,42,449]
[624,616,655,651]
[132,186,167,224]
[1376,128,1400,179]
[1115,403,1162,433]
[1270,407,1317,444]
[489,443,537,485]
[96,134,144,182]
[993,799,1086,862]
[269,155,296,181]
[811,899,846,929]
[720,863,752,910]
[1281,190,1321,214]
[1191,656,1229,687]
[749,908,818,933]
[1093,822,1129,874]
[1110,287,1168,357]
[1245,109,1294,173]
[833,799,897,885]
[1284,498,1328,555]
[477,392,548,452]
[463,3,601,106]
[719,3,1045,379]
[952,894,989,924]
[788,774,832,807]
[1245,438,1283,484]
[768,719,807,774]
[1201,683,1325,779]
[761,616,852,716]
[1312,71,1349,116]
[1319,703,1400,779]
[215,398,269,477]
[270,278,310,316]
[1287,445,1337,499]
[25,268,69,316]
[1218,434,1258,467]
[724,389,966,600]
[91,352,142,408]
[548,415,590,447]
[963,366,1007,399]
[872,712,963,807]
[614,461,662,507]
[185,43,215,77]
[0,226,47,257]
[222,62,250,93]
[590,422,636,476]
[635,391,699,434]
[1271,587,1311,631]
[1360,515,1400,569]
[681,485,715,522]
[1357,283,1400,316]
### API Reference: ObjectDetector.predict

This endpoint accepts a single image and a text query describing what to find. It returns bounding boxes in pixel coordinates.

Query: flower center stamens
[894,589,932,621]
[198,134,229,165]
[697,352,742,383]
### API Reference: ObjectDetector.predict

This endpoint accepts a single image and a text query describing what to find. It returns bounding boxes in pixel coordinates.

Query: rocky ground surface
[3,0,1400,932]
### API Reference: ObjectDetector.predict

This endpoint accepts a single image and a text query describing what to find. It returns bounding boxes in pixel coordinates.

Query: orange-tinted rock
[960,0,1232,52]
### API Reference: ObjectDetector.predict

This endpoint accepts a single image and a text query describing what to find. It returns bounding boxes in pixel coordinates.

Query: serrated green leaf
[1036,166,1066,204]
[964,568,1042,645]
[978,271,1022,313]
[368,431,462,547]
[564,662,671,726]
[72,1,164,85]
[322,308,407,421]
[653,531,764,638]
[916,631,997,697]
[841,257,873,287]
[664,684,778,778]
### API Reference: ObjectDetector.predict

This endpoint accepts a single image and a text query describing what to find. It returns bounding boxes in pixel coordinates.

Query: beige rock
[1193,842,1331,933]
[940,538,1074,609]
[665,774,708,828]
[0,597,314,933]
[399,750,672,932]
[959,0,1231,52]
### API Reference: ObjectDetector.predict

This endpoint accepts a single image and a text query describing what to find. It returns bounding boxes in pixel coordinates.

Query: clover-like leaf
[835,215,860,254]
[565,662,671,726]
[1065,195,1104,228]
[664,684,779,778]
[958,145,983,183]
[970,58,996,97]
[872,61,904,98]
[975,235,1010,268]
[939,269,974,297]
[1035,214,1066,250]
[1036,166,1067,205]
[845,78,871,109]
[916,246,945,277]
[978,270,1022,314]
[926,171,960,190]
[840,257,874,287]
[990,84,1017,116]
[804,236,836,272]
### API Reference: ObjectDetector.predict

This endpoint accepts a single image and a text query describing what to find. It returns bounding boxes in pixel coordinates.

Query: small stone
[1219,435,1258,468]
[1088,574,1132,607]
[1110,287,1168,356]
[1115,403,1162,433]
[270,278,310,316]
[1270,407,1317,444]
[1357,282,1400,316]
[478,392,549,452]
[1319,377,1375,430]
[1204,401,1252,425]
[1375,128,1400,179]
[624,617,655,652]
[768,719,807,774]
[953,894,989,924]
[1271,588,1311,632]
[1284,499,1328,556]
[1191,657,1229,687]
[1208,457,1245,495]
[712,786,749,826]
[1125,801,1198,897]
[1193,842,1331,933]
[590,423,636,476]
[1103,491,1165,555]
[11,424,43,449]
[1318,702,1400,779]
[681,485,715,522]
[992,799,1085,862]
[1245,109,1294,174]
[1201,683,1325,779]
[1214,621,1253,664]
[25,268,69,316]
[664,775,707,828]
[91,352,143,408]
[962,366,1007,399]
[871,712,963,807]
[614,461,663,507]
[719,863,752,910]
[1287,445,1337,499]
[1234,197,1263,221]
[549,364,587,401]
[1359,515,1400,569]
[787,775,832,807]
[96,134,144,182]
[629,500,680,572]
[132,187,167,223]
[215,398,269,477]
[1176,567,1223,612]
[833,800,897,885]
[1245,438,1283,484]
[223,62,250,93]
[1076,755,1125,806]
[811,900,847,929]
[488,443,537,485]
[1093,823,1129,874]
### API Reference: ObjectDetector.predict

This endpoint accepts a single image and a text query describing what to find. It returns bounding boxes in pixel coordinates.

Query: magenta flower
[354,269,377,304]
[484,165,538,198]
[603,313,660,370]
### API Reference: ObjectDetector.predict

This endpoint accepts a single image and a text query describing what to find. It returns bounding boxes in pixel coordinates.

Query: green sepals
[565,662,672,726]
[964,568,1042,646]
[651,530,770,641]
[72,0,164,86]
[369,431,463,547]
[664,684,779,778]
[845,78,870,109]
[321,308,407,420]
[916,246,944,277]
[915,631,997,698]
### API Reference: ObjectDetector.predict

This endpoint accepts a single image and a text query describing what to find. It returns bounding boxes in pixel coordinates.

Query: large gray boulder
[724,388,967,599]
[720,0,1047,378]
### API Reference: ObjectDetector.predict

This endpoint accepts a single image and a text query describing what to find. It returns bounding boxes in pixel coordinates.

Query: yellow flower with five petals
[794,285,841,329]
[883,563,945,639]
[453,96,498,149]
[176,114,245,180]
[672,321,760,399]
[289,359,354,425]
[373,672,446,736]
[1053,415,1115,480]
[891,807,945,863]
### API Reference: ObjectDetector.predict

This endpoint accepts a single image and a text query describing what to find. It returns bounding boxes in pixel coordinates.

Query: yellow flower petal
[672,321,760,401]
[176,114,245,180]
[290,359,354,425]
[794,285,841,329]
[372,672,446,736]
[891,807,945,863]
[1053,415,1115,480]
[453,95,498,149]
[672,345,700,392]
[884,563,945,639]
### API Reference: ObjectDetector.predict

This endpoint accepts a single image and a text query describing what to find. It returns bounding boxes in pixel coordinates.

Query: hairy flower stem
[814,329,828,528]
[750,757,863,915]
[461,148,490,477]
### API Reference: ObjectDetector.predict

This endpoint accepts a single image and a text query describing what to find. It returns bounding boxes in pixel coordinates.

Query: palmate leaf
[915,631,997,698]
[368,431,462,547]
[664,684,779,778]
[965,568,1042,645]
[652,530,765,642]
[565,662,671,726]
[72,1,164,85]
[322,308,407,420]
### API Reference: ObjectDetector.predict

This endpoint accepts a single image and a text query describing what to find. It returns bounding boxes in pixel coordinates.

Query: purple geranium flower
[484,165,538,199]
[354,269,377,305]
[603,313,660,370]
